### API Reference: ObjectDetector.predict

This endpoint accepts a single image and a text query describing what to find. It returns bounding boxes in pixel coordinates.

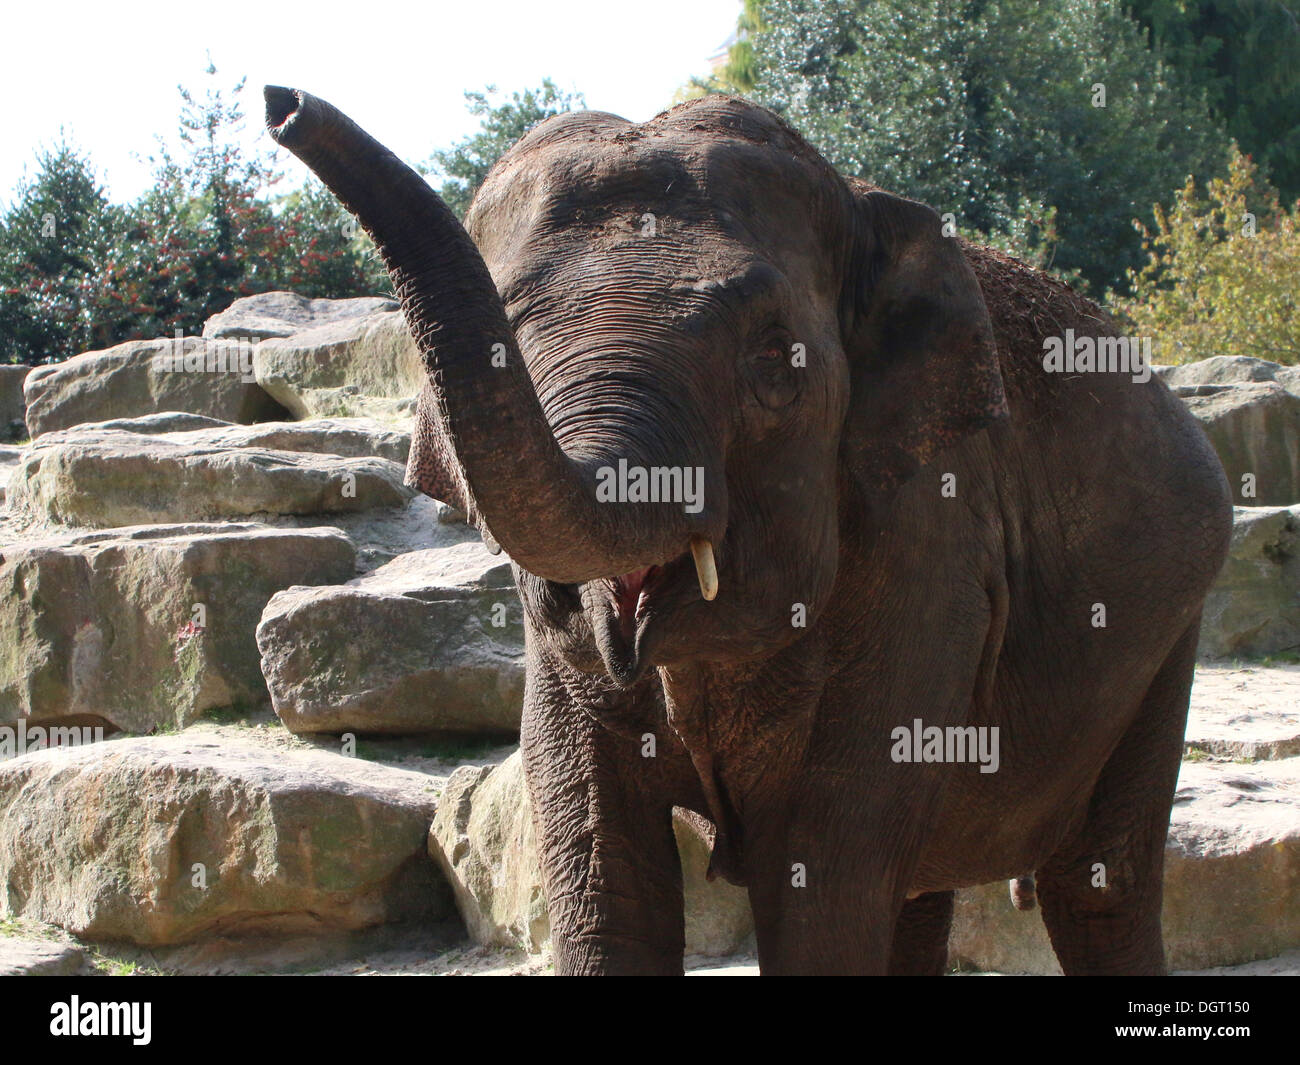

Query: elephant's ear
[839,185,1009,507]
[406,382,502,552]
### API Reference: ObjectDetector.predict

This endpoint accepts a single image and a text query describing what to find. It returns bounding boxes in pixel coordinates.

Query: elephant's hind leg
[888,891,955,975]
[1036,617,1201,975]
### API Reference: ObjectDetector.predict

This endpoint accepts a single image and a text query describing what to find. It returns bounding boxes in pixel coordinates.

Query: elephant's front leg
[521,665,688,975]
[742,768,931,975]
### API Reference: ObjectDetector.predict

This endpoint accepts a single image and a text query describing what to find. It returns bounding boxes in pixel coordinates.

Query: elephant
[265,85,1233,975]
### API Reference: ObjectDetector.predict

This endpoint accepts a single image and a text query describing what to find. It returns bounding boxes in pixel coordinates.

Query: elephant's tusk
[690,537,718,601]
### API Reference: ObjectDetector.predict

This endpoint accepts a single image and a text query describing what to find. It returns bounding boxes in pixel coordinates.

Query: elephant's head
[265,89,1007,687]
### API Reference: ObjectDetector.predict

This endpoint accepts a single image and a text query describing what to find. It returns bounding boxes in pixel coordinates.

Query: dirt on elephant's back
[962,241,1116,405]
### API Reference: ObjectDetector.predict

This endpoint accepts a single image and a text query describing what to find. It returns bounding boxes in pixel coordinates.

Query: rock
[428,750,754,957]
[0,524,355,732]
[194,418,409,464]
[257,541,524,736]
[280,493,481,576]
[203,291,397,341]
[1277,366,1300,398]
[0,735,452,946]
[430,758,546,951]
[437,501,468,524]
[253,311,424,421]
[75,412,234,434]
[674,807,756,958]
[0,443,23,505]
[1198,505,1300,659]
[38,416,410,465]
[1173,381,1300,505]
[1158,355,1300,401]
[23,338,286,438]
[8,434,413,527]
[949,756,1300,973]
[1185,665,1300,760]
[0,934,84,976]
[1162,757,1300,970]
[0,365,29,441]
[1162,355,1285,387]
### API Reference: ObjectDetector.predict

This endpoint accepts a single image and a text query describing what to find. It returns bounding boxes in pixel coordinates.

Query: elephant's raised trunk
[264,86,714,585]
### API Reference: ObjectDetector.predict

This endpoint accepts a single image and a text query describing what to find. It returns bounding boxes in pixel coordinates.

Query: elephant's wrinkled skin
[267,88,1232,975]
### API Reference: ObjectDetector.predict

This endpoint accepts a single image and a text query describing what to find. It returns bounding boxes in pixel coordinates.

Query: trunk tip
[264,85,302,137]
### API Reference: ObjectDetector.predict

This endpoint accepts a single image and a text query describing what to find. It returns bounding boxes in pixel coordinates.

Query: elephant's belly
[908,777,1092,892]
[903,688,1146,891]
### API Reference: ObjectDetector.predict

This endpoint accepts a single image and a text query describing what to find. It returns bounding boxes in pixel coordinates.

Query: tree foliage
[1128,0,1300,204]
[1,64,388,365]
[1120,146,1300,365]
[0,140,118,362]
[729,0,1231,293]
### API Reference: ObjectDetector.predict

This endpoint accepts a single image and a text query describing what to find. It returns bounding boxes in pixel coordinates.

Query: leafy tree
[0,139,118,363]
[1120,146,1299,365]
[2,63,391,364]
[106,61,382,336]
[425,80,585,219]
[735,0,1231,293]
[274,178,389,298]
[725,0,767,92]
[677,0,766,99]
[1128,0,1300,204]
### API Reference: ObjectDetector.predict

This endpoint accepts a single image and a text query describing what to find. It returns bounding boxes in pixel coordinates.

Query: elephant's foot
[553,934,685,976]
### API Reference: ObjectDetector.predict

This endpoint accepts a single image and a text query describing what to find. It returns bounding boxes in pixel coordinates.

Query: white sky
[1,0,741,207]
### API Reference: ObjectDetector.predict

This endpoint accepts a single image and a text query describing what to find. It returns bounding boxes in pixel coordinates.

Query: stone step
[0,735,452,949]
[1185,665,1300,760]
[0,524,355,732]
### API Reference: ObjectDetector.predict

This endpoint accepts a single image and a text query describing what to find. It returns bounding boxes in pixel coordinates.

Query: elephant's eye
[745,335,801,410]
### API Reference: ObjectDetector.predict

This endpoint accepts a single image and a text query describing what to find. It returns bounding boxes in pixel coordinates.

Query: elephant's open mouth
[609,564,663,638]
[584,542,717,686]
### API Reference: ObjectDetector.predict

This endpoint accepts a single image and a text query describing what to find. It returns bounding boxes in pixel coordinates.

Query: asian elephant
[265,86,1232,975]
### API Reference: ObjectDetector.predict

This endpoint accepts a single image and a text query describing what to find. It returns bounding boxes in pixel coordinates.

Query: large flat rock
[253,311,424,421]
[1160,355,1289,388]
[23,338,286,437]
[258,542,525,736]
[1185,665,1300,759]
[1198,505,1300,659]
[0,524,356,731]
[1174,381,1300,506]
[1160,355,1300,403]
[74,411,235,434]
[203,291,397,341]
[36,416,410,465]
[8,434,413,527]
[0,735,452,946]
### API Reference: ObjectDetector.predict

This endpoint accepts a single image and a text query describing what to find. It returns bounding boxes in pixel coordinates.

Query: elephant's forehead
[474,145,835,300]
[473,108,836,243]
[526,134,825,218]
